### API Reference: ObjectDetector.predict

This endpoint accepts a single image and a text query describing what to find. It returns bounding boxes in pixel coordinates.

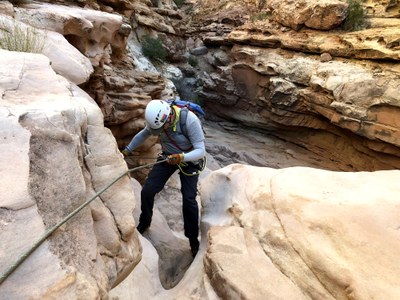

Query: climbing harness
[177,157,207,176]
[0,158,167,285]
[158,153,206,176]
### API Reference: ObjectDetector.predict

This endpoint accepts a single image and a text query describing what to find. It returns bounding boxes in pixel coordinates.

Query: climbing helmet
[145,100,171,129]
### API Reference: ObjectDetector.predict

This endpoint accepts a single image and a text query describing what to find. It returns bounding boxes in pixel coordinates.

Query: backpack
[167,99,206,136]
[165,99,207,175]
[169,99,205,118]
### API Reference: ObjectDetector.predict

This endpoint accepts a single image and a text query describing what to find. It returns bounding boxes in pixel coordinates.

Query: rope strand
[0,158,167,285]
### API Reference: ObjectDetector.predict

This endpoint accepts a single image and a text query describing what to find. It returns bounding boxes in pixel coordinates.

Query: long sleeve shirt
[126,107,205,162]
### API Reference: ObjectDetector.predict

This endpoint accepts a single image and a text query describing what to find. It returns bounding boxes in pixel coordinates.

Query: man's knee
[183,195,198,210]
[143,178,166,195]
[181,185,198,200]
[141,184,152,197]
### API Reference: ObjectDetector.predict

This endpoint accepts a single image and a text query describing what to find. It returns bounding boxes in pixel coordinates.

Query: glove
[167,153,184,165]
[121,148,131,157]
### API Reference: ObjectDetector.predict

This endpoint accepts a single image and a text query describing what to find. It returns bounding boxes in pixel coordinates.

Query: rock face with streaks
[0,50,140,299]
[200,164,400,300]
[189,0,400,170]
[110,164,400,299]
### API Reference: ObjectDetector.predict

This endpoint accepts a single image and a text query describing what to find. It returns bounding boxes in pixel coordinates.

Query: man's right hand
[167,153,184,165]
[121,149,131,157]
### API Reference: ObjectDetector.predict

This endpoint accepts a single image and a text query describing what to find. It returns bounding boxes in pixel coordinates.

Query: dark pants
[139,161,199,240]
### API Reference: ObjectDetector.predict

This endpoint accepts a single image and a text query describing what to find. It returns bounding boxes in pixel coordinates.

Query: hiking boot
[189,238,199,257]
[137,223,149,234]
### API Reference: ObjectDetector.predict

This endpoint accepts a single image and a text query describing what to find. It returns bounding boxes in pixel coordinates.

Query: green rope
[0,158,167,285]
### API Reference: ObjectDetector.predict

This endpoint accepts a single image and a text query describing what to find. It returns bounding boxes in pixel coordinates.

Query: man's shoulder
[180,108,199,121]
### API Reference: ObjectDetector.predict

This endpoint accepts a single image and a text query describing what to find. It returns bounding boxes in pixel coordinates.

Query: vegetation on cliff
[0,19,45,53]
[343,0,367,31]
[141,35,167,62]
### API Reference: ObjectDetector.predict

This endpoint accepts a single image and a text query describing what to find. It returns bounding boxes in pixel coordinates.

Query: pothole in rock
[144,233,195,289]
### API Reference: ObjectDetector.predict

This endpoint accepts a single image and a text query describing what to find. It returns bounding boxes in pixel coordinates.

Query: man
[122,99,206,257]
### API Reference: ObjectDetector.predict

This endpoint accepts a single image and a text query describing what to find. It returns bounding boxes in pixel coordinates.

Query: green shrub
[141,35,167,62]
[173,0,185,8]
[343,0,366,31]
[188,55,198,67]
[0,20,45,53]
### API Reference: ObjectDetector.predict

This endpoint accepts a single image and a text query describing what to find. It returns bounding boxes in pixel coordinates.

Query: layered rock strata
[190,0,400,170]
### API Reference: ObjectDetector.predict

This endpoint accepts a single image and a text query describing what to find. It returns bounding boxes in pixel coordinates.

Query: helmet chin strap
[170,107,176,121]
[164,107,177,129]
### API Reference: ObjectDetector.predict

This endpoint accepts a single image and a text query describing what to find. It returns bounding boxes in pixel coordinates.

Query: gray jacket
[126,108,205,162]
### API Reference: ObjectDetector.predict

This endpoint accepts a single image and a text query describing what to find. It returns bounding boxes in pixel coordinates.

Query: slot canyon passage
[1,0,400,299]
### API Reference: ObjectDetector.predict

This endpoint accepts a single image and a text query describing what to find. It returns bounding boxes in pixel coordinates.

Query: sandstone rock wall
[110,163,400,299]
[0,49,140,299]
[0,0,190,297]
[190,0,400,171]
[200,164,400,300]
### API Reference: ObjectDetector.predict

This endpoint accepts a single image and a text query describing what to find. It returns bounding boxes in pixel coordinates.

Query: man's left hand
[121,149,131,157]
[167,153,184,165]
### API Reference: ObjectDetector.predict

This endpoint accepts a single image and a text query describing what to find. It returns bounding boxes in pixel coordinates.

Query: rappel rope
[0,158,167,286]
[125,154,207,177]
